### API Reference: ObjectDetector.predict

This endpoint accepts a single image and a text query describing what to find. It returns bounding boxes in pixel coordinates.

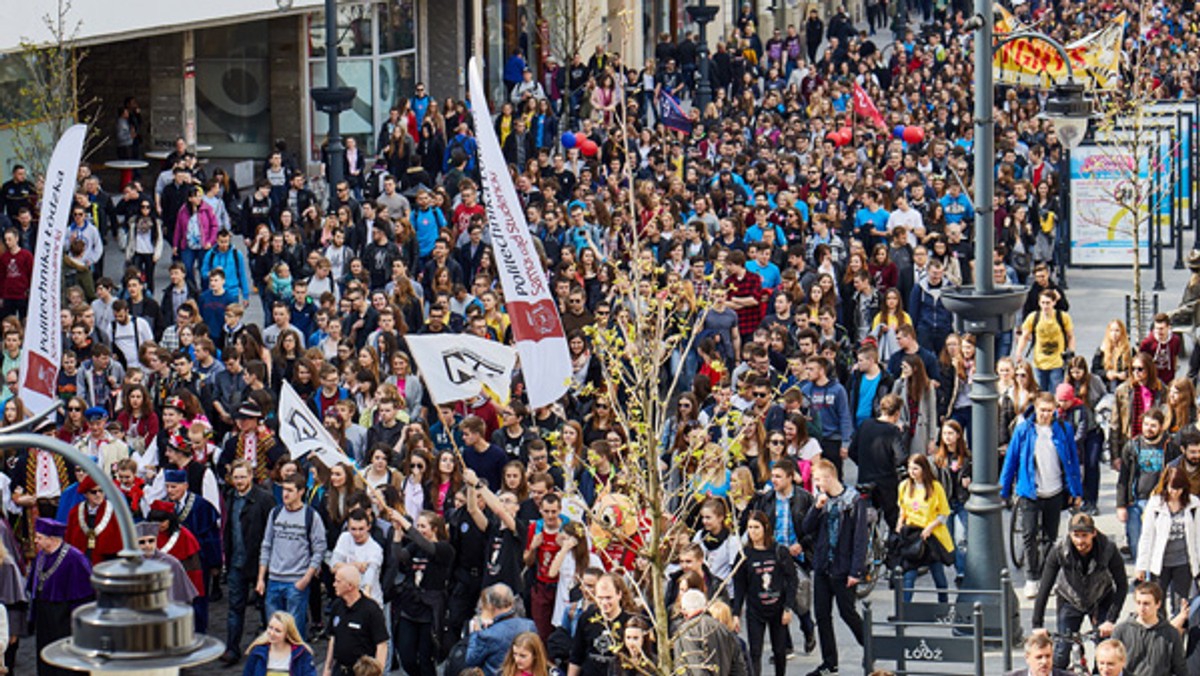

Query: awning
[1,0,324,54]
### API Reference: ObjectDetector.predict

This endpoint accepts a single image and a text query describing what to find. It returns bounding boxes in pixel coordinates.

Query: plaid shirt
[727,270,765,337]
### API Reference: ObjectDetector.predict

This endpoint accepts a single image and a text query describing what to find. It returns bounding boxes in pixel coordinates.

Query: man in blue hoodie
[800,355,854,480]
[200,229,251,304]
[939,181,975,226]
[1000,392,1084,599]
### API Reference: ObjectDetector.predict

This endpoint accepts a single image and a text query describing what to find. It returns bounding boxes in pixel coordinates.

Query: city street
[10,242,1191,674]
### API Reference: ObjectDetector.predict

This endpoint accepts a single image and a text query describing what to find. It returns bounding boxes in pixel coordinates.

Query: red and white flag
[852,83,886,130]
[20,124,87,416]
[467,58,570,408]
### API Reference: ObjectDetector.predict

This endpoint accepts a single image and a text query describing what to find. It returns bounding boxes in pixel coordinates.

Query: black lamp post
[686,2,717,111]
[942,13,1092,595]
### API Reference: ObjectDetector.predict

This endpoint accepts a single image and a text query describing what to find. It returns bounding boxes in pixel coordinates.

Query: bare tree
[12,0,104,179]
[542,0,606,66]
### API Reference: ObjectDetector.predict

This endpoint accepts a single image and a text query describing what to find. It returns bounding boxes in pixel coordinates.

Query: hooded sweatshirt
[1112,615,1187,676]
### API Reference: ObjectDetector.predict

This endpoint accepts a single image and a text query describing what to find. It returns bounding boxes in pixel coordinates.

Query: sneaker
[1023,580,1038,599]
[218,651,240,667]
[804,666,839,676]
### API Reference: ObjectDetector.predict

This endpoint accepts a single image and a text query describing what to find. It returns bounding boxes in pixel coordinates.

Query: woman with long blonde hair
[242,611,317,676]
[1092,319,1133,393]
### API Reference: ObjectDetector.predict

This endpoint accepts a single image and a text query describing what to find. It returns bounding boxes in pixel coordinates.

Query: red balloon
[825,131,841,145]
[580,139,599,157]
[902,126,925,144]
[838,130,853,146]
[839,126,852,138]
[574,132,588,146]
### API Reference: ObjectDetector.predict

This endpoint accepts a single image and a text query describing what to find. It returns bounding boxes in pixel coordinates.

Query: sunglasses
[411,463,426,469]
[68,406,83,412]
[1133,366,1146,372]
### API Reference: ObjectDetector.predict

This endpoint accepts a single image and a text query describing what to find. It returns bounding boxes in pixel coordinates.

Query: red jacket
[0,248,32,300]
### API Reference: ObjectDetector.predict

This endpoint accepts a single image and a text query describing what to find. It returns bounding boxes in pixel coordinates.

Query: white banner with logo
[405,333,517,404]
[277,381,350,468]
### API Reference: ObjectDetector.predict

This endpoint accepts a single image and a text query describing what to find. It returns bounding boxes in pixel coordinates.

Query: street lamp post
[686,2,717,111]
[309,0,357,187]
[942,9,1091,596]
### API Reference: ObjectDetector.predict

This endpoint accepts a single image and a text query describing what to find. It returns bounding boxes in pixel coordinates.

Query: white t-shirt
[1033,424,1064,498]
[330,531,385,605]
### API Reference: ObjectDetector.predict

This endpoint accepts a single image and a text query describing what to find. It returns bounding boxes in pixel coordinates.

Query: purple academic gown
[27,543,93,676]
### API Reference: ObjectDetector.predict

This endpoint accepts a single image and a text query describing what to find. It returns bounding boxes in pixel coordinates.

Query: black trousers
[813,572,864,669]
[444,573,482,652]
[818,438,844,480]
[1019,491,1066,579]
[746,610,789,676]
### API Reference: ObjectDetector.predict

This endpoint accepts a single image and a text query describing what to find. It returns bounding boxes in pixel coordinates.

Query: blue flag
[657,90,692,134]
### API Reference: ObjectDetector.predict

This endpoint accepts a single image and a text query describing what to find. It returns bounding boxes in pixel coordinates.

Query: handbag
[794,565,813,615]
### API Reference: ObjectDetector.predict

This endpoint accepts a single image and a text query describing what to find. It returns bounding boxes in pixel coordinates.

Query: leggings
[1152,564,1194,615]
[746,611,789,676]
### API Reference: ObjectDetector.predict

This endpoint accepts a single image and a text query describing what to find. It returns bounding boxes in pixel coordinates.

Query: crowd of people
[3,0,1200,675]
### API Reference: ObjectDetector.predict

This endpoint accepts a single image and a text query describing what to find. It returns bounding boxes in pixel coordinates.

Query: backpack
[269,503,316,558]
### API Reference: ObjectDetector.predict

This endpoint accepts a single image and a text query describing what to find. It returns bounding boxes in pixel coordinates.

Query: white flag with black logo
[405,333,517,404]
[278,381,350,468]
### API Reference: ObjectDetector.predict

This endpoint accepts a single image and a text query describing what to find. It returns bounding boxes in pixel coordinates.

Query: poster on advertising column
[1069,143,1152,266]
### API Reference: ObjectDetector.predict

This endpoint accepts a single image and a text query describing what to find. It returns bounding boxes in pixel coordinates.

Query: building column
[182,30,197,148]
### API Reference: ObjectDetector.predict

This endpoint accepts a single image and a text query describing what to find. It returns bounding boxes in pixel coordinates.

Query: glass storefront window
[308,2,374,58]
[307,0,418,161]
[309,59,375,155]
[196,22,270,158]
[379,0,416,54]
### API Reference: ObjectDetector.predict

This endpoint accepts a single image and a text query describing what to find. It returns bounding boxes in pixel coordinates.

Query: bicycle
[855,481,891,599]
[1008,498,1026,571]
[1049,629,1102,676]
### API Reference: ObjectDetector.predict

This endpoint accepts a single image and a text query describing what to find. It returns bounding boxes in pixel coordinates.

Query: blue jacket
[1000,416,1083,501]
[201,247,251,301]
[243,643,317,676]
[909,279,955,338]
[465,611,538,676]
[311,386,350,419]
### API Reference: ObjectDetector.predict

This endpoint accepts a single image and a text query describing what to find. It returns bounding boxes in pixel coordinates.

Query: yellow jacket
[898,478,954,554]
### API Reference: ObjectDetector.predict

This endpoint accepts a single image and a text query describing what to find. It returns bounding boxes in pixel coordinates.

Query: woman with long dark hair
[124,199,162,289]
[931,421,971,582]
[894,354,938,455]
[733,510,799,676]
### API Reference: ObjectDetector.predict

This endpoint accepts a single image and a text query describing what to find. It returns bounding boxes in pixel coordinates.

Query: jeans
[1034,367,1064,393]
[903,561,949,603]
[1052,593,1113,670]
[181,247,204,289]
[1020,491,1066,580]
[813,572,864,668]
[265,579,311,640]
[746,611,789,676]
[225,564,252,652]
[1082,431,1103,506]
[949,501,968,576]
[1125,498,1147,561]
